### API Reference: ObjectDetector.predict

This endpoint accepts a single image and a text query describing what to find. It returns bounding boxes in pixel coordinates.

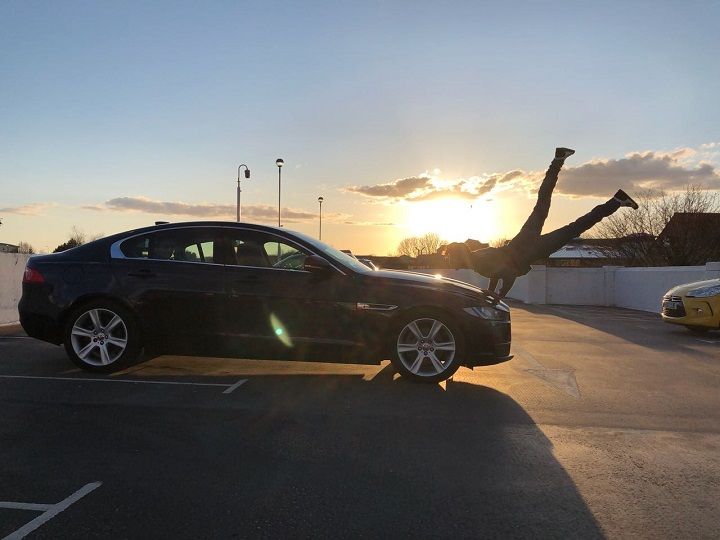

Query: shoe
[613,189,639,209]
[555,147,575,160]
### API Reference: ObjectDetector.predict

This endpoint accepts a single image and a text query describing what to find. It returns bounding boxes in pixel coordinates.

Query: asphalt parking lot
[1,302,719,539]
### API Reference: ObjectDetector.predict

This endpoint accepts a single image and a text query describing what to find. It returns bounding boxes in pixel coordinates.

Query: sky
[1,0,719,254]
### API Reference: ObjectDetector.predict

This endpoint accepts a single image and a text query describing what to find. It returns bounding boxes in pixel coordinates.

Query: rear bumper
[19,312,63,344]
[18,284,64,344]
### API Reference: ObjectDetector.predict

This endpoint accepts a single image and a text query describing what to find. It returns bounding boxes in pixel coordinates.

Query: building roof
[548,244,606,259]
[658,212,720,240]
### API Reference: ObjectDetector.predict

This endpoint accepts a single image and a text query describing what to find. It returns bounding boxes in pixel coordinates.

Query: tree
[17,242,35,254]
[396,236,422,257]
[397,233,446,257]
[53,226,87,253]
[417,233,444,255]
[592,185,720,266]
[490,237,511,248]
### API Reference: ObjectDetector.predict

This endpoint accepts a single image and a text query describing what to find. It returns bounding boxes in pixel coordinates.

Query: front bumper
[463,319,512,367]
[661,295,719,329]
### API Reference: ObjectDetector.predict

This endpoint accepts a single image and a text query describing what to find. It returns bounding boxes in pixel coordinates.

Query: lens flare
[270,313,292,347]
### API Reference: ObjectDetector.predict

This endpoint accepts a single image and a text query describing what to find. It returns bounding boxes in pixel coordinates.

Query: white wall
[0,253,31,325]
[424,261,720,313]
[614,264,720,312]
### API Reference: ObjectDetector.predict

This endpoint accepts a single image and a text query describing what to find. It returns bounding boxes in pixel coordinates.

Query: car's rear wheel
[64,302,141,372]
[390,313,463,383]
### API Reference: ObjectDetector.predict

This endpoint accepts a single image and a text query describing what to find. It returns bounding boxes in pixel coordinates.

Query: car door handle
[127,269,157,278]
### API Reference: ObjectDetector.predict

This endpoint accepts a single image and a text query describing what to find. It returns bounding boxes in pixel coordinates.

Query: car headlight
[686,284,720,298]
[463,305,510,321]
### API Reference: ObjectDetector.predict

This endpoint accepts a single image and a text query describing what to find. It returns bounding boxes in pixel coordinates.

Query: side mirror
[304,254,332,273]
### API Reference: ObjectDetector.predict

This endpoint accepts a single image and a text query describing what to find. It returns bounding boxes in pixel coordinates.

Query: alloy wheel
[396,317,456,377]
[70,308,129,366]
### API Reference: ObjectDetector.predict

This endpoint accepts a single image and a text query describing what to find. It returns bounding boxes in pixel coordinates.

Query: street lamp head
[276,158,284,168]
[238,164,250,180]
[318,196,324,203]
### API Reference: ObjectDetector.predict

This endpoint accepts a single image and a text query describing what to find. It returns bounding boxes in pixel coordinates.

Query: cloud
[345,174,500,202]
[88,196,316,223]
[342,220,396,226]
[0,203,55,215]
[347,176,433,198]
[345,144,720,203]
[498,170,524,183]
[557,150,720,197]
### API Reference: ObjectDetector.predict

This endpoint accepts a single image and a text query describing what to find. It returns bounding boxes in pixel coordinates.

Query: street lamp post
[276,158,284,227]
[318,196,324,240]
[237,164,250,222]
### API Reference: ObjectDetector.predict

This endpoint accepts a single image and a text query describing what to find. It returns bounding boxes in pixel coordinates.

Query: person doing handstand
[443,147,638,297]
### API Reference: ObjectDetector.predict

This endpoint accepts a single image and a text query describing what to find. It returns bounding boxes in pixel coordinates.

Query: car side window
[119,229,220,264]
[120,236,150,259]
[263,240,308,270]
[223,230,310,271]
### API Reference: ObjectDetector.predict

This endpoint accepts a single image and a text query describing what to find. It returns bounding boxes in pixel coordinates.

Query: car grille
[662,295,686,317]
[492,322,511,344]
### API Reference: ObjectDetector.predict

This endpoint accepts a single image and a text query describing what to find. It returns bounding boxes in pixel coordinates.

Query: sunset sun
[404,198,499,244]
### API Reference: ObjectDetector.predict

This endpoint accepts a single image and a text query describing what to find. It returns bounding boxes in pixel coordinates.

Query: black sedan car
[20,222,511,383]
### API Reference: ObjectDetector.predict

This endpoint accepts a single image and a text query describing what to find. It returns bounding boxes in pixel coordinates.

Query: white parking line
[1,481,101,540]
[222,379,247,394]
[0,374,248,394]
[0,502,52,511]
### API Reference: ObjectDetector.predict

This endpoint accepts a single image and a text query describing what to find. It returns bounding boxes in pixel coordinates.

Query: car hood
[367,269,501,303]
[667,278,720,296]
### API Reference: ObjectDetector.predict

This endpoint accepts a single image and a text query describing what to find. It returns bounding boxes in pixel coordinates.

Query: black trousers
[488,158,622,296]
[525,198,621,261]
[508,158,564,250]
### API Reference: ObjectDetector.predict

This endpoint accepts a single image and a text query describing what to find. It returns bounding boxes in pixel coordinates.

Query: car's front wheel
[64,302,142,372]
[390,313,463,383]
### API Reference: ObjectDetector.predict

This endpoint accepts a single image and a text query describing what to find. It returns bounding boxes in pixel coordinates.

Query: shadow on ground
[1,358,604,538]
[513,301,719,356]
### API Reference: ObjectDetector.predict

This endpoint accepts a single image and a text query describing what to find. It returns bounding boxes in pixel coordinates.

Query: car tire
[685,325,711,334]
[63,301,142,373]
[390,311,464,383]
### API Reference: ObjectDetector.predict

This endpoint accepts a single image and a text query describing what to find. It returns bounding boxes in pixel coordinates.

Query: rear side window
[119,229,223,263]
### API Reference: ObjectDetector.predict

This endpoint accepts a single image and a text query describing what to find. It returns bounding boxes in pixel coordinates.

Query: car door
[220,229,360,357]
[111,227,228,347]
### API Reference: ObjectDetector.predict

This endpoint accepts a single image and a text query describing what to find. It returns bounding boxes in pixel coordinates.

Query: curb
[0,322,22,336]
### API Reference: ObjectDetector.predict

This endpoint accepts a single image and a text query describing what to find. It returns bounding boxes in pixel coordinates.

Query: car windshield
[291,231,372,273]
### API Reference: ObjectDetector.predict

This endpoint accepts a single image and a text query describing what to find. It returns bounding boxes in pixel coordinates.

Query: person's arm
[488,277,499,293]
[498,274,517,298]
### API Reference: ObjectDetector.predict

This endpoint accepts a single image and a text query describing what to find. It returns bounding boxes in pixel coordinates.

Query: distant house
[659,212,720,241]
[409,253,447,270]
[657,212,720,265]
[0,243,19,253]
[536,238,628,268]
[464,239,490,252]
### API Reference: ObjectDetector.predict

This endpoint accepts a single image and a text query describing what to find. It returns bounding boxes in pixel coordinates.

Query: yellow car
[662,279,720,333]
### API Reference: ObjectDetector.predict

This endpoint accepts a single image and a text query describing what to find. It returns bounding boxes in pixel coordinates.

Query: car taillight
[23,266,45,284]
